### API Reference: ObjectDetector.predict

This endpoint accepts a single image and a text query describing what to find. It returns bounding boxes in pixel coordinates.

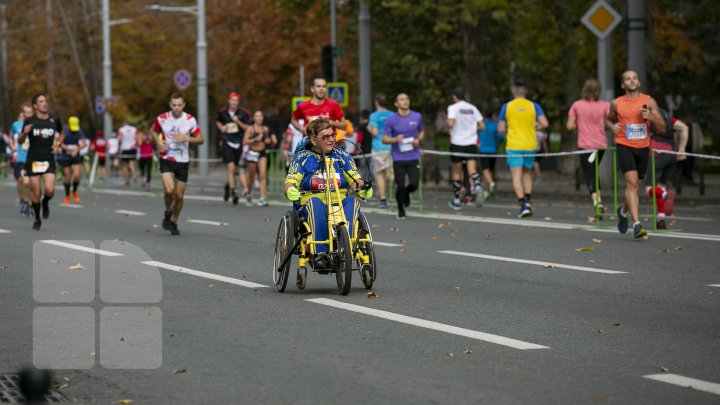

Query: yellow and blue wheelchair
[272,155,376,295]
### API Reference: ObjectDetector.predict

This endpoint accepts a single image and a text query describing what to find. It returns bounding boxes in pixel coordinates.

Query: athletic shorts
[646,153,676,185]
[221,143,243,165]
[12,162,26,180]
[57,156,83,167]
[372,150,392,174]
[506,149,535,169]
[480,157,496,172]
[159,159,189,183]
[245,149,267,164]
[617,144,649,179]
[449,144,478,163]
[25,160,56,176]
[119,149,136,161]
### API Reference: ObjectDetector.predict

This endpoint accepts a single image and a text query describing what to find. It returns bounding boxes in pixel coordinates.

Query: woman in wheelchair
[283,118,373,269]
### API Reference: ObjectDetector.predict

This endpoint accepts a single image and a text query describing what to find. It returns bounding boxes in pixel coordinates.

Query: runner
[606,70,666,239]
[498,81,549,218]
[382,93,424,219]
[281,118,304,171]
[368,94,393,208]
[291,77,345,149]
[90,130,108,181]
[216,92,251,204]
[57,116,86,204]
[9,103,34,216]
[242,110,277,207]
[151,92,204,235]
[447,87,485,210]
[137,128,155,190]
[18,94,63,230]
[477,110,504,200]
[117,122,138,186]
[107,131,120,177]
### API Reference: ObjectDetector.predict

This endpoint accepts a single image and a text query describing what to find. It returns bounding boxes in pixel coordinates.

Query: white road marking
[58,203,84,208]
[40,240,123,257]
[438,250,626,274]
[372,241,405,247]
[0,229,11,234]
[142,260,268,288]
[671,216,713,222]
[92,189,154,197]
[708,284,720,288]
[644,373,720,395]
[114,210,147,216]
[307,298,548,350]
[586,227,720,242]
[187,219,229,226]
[184,195,224,202]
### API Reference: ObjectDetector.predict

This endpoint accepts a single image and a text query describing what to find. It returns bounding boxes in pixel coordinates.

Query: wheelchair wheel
[296,266,307,290]
[356,213,377,289]
[334,225,353,295]
[273,211,297,292]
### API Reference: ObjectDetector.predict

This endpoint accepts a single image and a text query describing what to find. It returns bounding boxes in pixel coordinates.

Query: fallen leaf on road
[454,287,461,292]
[592,239,603,244]
[449,230,460,238]
[675,245,683,251]
[263,217,272,223]
[543,264,555,268]
[660,247,670,253]
[613,323,621,327]
[587,216,596,223]
[125,214,132,218]
[119,337,125,342]
[446,352,454,357]
[588,260,595,264]
[597,329,606,334]
[575,246,595,252]
[58,382,69,390]
[367,291,378,298]
[390,227,399,232]
[660,367,669,372]
[523,225,531,230]
[209,284,215,288]
[116,400,134,405]
[642,235,649,240]
[113,313,119,316]
[399,249,406,253]
[61,292,69,295]
[152,224,159,228]
[371,224,380,229]
[68,263,85,270]
[90,352,96,357]
[593,396,607,401]
[399,239,407,243]
[172,368,187,374]
[431,236,438,240]
[51,259,60,263]
[438,223,449,228]
[543,217,552,221]
[463,348,473,355]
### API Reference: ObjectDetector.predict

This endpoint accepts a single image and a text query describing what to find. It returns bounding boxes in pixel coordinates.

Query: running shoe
[633,223,647,239]
[162,217,172,231]
[245,194,253,207]
[231,190,239,205]
[42,200,49,219]
[594,202,604,221]
[656,219,667,230]
[475,185,485,206]
[518,203,532,218]
[64,196,71,205]
[482,190,490,200]
[169,221,180,235]
[448,199,462,211]
[617,206,628,234]
[223,184,230,202]
[665,190,676,216]
[32,219,41,231]
[257,198,268,207]
[73,192,80,203]
[378,200,388,209]
[488,182,496,195]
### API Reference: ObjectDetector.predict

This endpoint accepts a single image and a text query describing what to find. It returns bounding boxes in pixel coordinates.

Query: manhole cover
[0,374,68,403]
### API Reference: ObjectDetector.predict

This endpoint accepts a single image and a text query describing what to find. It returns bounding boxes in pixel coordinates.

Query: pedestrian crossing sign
[292,97,310,112]
[327,82,349,107]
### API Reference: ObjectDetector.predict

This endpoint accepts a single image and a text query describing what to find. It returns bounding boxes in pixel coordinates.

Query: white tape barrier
[420,149,593,159]
[652,149,720,161]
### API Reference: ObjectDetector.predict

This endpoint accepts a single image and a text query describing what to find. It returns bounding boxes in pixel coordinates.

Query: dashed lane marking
[142,260,268,289]
[644,373,720,396]
[438,250,626,274]
[114,210,147,216]
[187,219,230,227]
[40,240,123,257]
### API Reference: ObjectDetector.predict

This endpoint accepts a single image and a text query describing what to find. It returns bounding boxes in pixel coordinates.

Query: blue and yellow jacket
[284,147,361,205]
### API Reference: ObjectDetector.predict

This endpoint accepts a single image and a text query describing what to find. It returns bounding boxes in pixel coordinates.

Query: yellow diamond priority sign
[581,0,622,40]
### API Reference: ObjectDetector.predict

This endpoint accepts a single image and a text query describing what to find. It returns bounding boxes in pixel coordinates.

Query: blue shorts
[506,149,535,169]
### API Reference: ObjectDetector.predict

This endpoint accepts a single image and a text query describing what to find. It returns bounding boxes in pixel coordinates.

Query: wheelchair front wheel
[335,225,353,295]
[357,213,377,289]
[273,211,297,292]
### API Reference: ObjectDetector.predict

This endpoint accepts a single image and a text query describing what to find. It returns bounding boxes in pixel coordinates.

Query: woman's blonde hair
[306,117,332,138]
[581,78,601,101]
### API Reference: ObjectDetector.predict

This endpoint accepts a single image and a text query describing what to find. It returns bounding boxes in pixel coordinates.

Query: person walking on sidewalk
[447,87,485,210]
[606,70,666,239]
[567,78,610,219]
[498,81,549,218]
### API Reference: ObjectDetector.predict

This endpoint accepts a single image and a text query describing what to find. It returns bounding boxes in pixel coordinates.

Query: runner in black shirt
[18,94,63,230]
[216,92,251,204]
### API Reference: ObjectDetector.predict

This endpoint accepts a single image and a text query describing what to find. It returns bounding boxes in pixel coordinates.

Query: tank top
[614,93,650,149]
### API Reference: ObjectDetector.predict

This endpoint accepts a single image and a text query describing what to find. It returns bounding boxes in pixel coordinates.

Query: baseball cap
[68,116,80,131]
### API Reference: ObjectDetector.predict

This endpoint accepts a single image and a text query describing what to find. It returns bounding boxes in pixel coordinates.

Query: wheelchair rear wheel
[273,211,297,292]
[335,225,353,295]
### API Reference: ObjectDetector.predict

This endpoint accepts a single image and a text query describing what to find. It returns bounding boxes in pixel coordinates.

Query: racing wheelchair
[272,153,377,295]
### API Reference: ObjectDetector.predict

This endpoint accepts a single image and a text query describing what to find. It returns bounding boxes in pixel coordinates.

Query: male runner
[117,122,138,186]
[90,130,108,180]
[368,94,393,208]
[152,93,204,235]
[291,77,345,145]
[447,87,485,210]
[18,94,64,230]
[607,70,666,239]
[57,116,86,204]
[10,103,34,216]
[216,92,251,204]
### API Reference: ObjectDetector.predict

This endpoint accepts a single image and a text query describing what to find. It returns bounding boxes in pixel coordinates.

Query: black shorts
[221,143,243,165]
[159,159,189,183]
[25,160,57,177]
[57,156,83,167]
[119,149,136,161]
[450,144,478,163]
[617,144,649,179]
[480,157,496,172]
[12,162,26,179]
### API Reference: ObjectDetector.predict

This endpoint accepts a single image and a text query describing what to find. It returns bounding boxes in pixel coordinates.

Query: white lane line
[187,219,229,227]
[671,216,713,222]
[114,209,147,216]
[372,241,405,247]
[438,250,626,274]
[0,229,11,234]
[40,240,123,257]
[644,374,720,395]
[92,189,154,197]
[58,203,84,209]
[307,298,548,350]
[586,227,720,242]
[184,195,223,202]
[142,260,268,288]
[708,284,720,288]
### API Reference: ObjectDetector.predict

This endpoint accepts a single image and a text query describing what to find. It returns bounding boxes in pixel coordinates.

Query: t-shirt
[369,110,393,152]
[107,137,119,155]
[93,138,107,157]
[118,125,138,151]
[478,119,504,153]
[59,128,85,160]
[152,111,201,163]
[383,111,423,162]
[11,120,29,163]
[139,134,154,158]
[499,98,545,151]
[23,115,63,163]
[216,107,251,146]
[613,93,651,149]
[568,99,610,150]
[448,100,483,146]
[292,98,344,129]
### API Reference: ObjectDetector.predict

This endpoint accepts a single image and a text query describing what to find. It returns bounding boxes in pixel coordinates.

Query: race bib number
[311,172,340,191]
[246,150,260,163]
[626,123,648,140]
[32,161,50,174]
[226,123,239,133]
[166,133,187,160]
[399,137,415,153]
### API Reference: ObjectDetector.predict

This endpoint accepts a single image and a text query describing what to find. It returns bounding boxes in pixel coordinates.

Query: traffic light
[321,45,333,80]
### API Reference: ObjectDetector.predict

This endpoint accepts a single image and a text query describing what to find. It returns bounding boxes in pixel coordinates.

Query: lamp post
[146,1,208,177]
[101,0,131,144]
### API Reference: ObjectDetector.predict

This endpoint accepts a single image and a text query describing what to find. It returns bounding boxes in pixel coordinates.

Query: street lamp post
[146,1,209,177]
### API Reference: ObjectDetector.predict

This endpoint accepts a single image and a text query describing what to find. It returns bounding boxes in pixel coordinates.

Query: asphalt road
[1,178,719,404]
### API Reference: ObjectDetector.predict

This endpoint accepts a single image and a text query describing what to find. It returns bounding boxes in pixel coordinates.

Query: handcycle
[272,152,377,295]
